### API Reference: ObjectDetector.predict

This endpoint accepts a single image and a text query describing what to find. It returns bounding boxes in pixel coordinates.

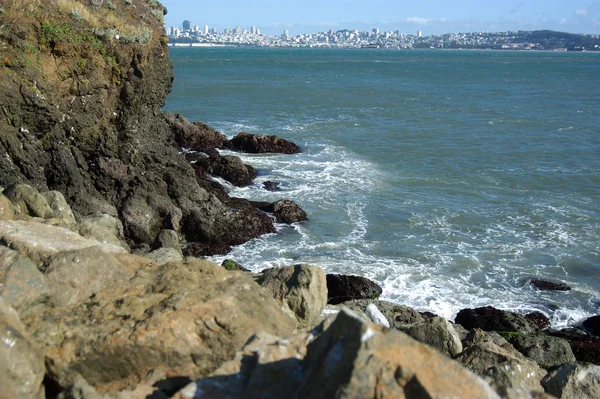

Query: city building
[182,20,191,30]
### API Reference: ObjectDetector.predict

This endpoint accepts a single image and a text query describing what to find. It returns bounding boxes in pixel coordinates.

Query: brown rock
[228,132,300,154]
[542,364,600,399]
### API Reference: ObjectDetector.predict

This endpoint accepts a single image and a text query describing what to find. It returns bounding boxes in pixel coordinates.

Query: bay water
[165,47,600,328]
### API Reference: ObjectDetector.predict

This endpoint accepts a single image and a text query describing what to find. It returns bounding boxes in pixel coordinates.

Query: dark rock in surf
[207,155,257,187]
[506,333,576,369]
[455,306,535,333]
[263,181,280,191]
[271,199,307,224]
[183,241,232,257]
[525,311,550,331]
[227,132,300,154]
[530,279,571,291]
[326,274,383,305]
[165,112,228,152]
[583,315,600,337]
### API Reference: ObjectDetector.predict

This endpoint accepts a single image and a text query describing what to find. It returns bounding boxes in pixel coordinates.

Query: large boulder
[24,259,296,392]
[541,364,600,399]
[455,306,536,333]
[0,297,46,399]
[583,315,600,337]
[271,199,307,224]
[507,333,576,369]
[258,264,328,330]
[456,329,546,393]
[326,274,383,305]
[43,191,77,225]
[175,309,501,399]
[0,193,15,220]
[0,246,50,318]
[165,112,228,152]
[530,279,571,291]
[3,183,53,219]
[207,155,256,187]
[399,316,464,357]
[228,132,300,154]
[78,214,128,249]
[0,220,126,264]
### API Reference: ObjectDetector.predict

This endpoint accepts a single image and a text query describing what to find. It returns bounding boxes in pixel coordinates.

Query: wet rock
[263,181,280,191]
[228,132,300,154]
[0,246,50,318]
[43,191,77,225]
[0,220,126,265]
[43,247,136,308]
[455,306,536,333]
[222,259,250,272]
[570,340,600,364]
[0,297,46,399]
[271,199,307,224]
[259,264,327,330]
[182,241,232,257]
[583,315,600,337]
[525,311,550,331]
[3,183,52,219]
[542,364,600,399]
[326,274,383,305]
[297,309,500,399]
[399,316,464,357]
[165,112,228,152]
[530,279,571,291]
[456,329,546,393]
[507,333,576,369]
[24,259,296,392]
[207,155,256,187]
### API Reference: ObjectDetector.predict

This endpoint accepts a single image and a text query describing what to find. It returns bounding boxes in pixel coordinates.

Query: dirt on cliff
[0,0,275,252]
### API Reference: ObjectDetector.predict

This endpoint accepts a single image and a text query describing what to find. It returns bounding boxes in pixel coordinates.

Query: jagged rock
[549,328,600,365]
[228,132,300,154]
[0,297,46,399]
[0,194,15,220]
[78,214,128,249]
[175,309,500,399]
[3,183,52,219]
[399,316,464,357]
[145,247,183,266]
[165,112,228,152]
[541,364,600,399]
[222,259,250,272]
[207,155,256,187]
[525,311,551,331]
[456,329,546,393]
[43,191,77,225]
[583,315,600,336]
[24,259,296,392]
[507,333,576,369]
[271,199,307,224]
[43,247,136,307]
[259,264,327,330]
[455,306,536,333]
[0,246,50,318]
[530,279,571,291]
[152,229,182,255]
[326,274,383,305]
[0,220,126,264]
[263,181,280,191]
[182,241,232,257]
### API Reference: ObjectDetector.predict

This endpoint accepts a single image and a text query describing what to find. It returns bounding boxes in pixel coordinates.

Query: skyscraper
[182,20,191,30]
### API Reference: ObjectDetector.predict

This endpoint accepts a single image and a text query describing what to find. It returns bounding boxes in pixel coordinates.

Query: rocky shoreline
[1,1,599,398]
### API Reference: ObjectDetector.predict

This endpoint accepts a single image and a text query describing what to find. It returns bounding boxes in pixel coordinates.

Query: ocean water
[164,47,600,328]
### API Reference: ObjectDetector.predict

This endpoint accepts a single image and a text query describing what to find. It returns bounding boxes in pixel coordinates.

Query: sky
[159,0,600,36]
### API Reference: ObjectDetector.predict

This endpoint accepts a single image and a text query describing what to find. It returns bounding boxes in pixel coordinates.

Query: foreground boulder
[175,309,501,399]
[541,364,600,399]
[507,333,576,369]
[0,297,46,399]
[24,259,296,392]
[455,306,537,333]
[258,264,328,330]
[228,132,300,154]
[326,274,383,305]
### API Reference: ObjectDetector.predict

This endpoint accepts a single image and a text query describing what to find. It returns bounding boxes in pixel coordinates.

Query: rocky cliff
[0,0,274,253]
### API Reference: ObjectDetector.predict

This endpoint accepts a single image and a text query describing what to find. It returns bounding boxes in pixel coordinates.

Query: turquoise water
[165,48,600,327]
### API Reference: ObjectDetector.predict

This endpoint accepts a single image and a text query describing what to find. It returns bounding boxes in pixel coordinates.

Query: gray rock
[145,247,183,266]
[508,333,576,369]
[78,214,128,250]
[365,303,390,327]
[152,229,182,254]
[43,191,77,225]
[341,299,424,328]
[542,364,600,399]
[0,246,50,317]
[259,264,327,330]
[400,316,464,357]
[43,247,135,307]
[3,183,53,219]
[271,199,307,224]
[0,297,46,399]
[456,329,546,393]
[0,220,126,264]
[0,193,15,220]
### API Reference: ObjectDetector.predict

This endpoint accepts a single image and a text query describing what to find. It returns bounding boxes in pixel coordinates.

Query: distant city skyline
[159,0,600,36]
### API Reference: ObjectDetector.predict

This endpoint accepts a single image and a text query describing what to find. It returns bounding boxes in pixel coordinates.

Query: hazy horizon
[159,0,600,36]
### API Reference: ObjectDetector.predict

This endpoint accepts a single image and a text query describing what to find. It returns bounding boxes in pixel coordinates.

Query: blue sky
[160,0,600,36]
